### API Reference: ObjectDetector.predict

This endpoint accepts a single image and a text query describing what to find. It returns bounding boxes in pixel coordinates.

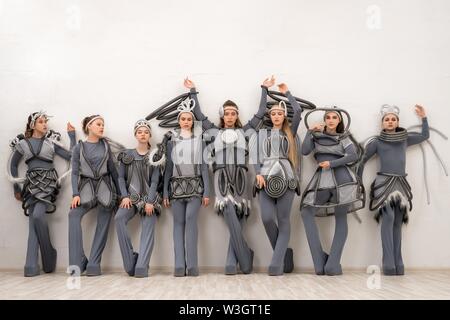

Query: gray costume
[252,86,302,276]
[115,149,162,277]
[163,130,210,276]
[300,128,363,275]
[357,118,429,275]
[68,138,120,276]
[10,131,76,276]
[190,88,260,275]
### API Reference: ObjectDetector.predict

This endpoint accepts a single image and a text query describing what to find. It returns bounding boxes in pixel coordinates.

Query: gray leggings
[24,201,57,276]
[68,205,113,275]
[171,197,201,273]
[115,207,157,277]
[301,204,349,275]
[223,202,253,274]
[380,202,404,275]
[259,189,294,275]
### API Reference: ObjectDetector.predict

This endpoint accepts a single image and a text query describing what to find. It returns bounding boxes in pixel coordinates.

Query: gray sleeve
[54,131,76,161]
[147,167,160,203]
[163,141,173,199]
[286,91,303,133]
[68,131,76,150]
[407,117,430,146]
[248,132,262,174]
[107,150,122,197]
[356,139,378,179]
[190,88,216,130]
[302,131,315,156]
[201,141,210,198]
[253,163,262,175]
[54,144,72,161]
[244,86,267,130]
[10,150,23,194]
[71,144,81,196]
[329,142,358,168]
[118,159,129,198]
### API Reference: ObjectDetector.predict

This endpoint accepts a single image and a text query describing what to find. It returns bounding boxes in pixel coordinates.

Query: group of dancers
[8,76,438,278]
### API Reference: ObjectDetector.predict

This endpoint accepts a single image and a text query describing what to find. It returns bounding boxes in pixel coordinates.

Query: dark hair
[324,110,345,134]
[25,112,47,138]
[219,100,242,128]
[82,115,102,135]
[134,127,152,150]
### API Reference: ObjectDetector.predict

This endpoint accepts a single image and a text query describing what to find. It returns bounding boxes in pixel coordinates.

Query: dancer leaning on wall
[159,99,210,277]
[357,105,430,276]
[68,115,122,276]
[8,111,76,277]
[252,76,303,276]
[186,77,260,275]
[300,107,364,276]
[115,119,163,278]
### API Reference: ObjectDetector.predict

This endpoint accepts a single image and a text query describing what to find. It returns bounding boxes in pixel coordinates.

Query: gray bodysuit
[163,130,210,276]
[68,138,121,276]
[252,86,302,276]
[10,131,75,276]
[300,129,362,276]
[115,149,161,277]
[190,87,260,275]
[357,118,429,275]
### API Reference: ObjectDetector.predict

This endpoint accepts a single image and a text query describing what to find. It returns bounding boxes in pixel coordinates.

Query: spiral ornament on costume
[265,175,287,198]
[288,178,297,190]
[129,193,140,204]
[118,152,134,165]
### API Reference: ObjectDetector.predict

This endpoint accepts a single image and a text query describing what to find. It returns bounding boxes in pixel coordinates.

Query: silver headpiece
[134,119,152,134]
[177,97,196,120]
[380,104,400,119]
[30,111,51,129]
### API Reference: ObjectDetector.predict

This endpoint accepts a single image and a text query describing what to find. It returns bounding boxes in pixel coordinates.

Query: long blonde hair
[282,118,298,169]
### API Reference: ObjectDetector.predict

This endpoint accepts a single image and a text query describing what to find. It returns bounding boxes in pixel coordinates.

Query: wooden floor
[1,269,450,300]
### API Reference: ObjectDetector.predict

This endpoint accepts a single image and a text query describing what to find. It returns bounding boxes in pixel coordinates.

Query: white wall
[1,0,449,271]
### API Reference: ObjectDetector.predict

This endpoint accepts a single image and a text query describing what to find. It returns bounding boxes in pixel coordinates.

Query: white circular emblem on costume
[220,129,238,145]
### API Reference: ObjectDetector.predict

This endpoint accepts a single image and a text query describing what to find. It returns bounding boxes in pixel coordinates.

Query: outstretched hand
[415,104,426,118]
[67,122,75,132]
[277,83,288,94]
[184,77,195,89]
[262,75,275,88]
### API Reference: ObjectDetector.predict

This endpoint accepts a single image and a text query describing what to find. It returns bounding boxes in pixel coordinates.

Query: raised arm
[278,83,303,133]
[54,124,76,161]
[184,78,216,131]
[244,76,275,131]
[407,105,429,146]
